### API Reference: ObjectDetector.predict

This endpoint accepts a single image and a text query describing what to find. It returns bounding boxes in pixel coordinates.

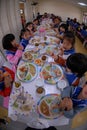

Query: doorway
[19,2,26,29]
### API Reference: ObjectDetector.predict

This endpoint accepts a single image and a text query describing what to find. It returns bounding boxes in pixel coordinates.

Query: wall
[0,0,85,51]
[24,0,33,22]
[38,0,82,22]
[0,0,22,50]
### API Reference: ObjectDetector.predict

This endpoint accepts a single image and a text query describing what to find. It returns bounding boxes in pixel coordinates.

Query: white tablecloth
[8,42,69,129]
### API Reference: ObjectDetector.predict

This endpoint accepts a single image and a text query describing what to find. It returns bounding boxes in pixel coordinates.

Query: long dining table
[8,22,70,129]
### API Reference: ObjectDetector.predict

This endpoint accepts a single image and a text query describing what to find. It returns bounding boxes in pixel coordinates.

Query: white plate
[40,63,63,84]
[22,50,38,62]
[17,62,38,82]
[37,94,62,119]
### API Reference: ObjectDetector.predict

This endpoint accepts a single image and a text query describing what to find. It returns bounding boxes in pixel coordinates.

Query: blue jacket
[61,86,87,118]
[64,48,75,55]
[20,38,29,49]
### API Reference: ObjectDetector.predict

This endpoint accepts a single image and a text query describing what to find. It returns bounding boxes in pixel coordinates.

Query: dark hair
[25,22,33,29]
[59,23,68,32]
[19,29,29,40]
[63,31,75,48]
[53,16,62,23]
[66,53,87,77]
[2,34,15,50]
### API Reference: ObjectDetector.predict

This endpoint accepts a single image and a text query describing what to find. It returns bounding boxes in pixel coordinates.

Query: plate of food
[37,94,62,119]
[46,30,57,36]
[29,36,41,45]
[10,90,35,115]
[43,36,59,45]
[41,45,58,56]
[17,62,37,82]
[22,50,38,62]
[40,63,63,84]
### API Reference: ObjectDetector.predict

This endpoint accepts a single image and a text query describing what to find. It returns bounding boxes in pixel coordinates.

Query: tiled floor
[0,37,87,130]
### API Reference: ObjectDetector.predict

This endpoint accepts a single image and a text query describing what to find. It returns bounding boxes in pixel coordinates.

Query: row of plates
[17,62,63,84]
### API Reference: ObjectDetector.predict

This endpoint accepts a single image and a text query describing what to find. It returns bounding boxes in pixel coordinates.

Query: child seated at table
[56,23,68,40]
[25,22,34,36]
[52,16,62,30]
[0,66,14,97]
[65,53,87,86]
[33,18,40,31]
[58,82,87,118]
[53,31,75,66]
[20,29,31,49]
[2,33,24,72]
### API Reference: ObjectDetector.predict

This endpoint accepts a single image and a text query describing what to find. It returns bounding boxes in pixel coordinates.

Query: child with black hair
[56,23,68,40]
[20,29,31,49]
[53,16,62,29]
[65,53,87,86]
[2,33,23,72]
[25,22,34,36]
[52,31,75,66]
[58,81,87,118]
[33,19,40,31]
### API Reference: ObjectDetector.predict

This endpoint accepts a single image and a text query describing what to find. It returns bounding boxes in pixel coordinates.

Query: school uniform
[5,49,22,72]
[61,86,87,118]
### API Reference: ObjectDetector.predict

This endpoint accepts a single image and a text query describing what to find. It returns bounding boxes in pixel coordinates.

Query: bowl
[56,79,67,91]
[41,55,47,61]
[14,81,21,90]
[36,87,45,97]
[35,43,39,46]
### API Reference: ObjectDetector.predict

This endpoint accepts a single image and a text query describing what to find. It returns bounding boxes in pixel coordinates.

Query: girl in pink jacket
[2,34,24,72]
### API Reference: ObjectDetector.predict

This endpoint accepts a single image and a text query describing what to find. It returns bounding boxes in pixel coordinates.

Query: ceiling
[62,0,87,7]
[20,0,87,9]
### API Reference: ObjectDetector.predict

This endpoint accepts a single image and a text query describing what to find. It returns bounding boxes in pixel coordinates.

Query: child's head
[25,22,33,31]
[33,19,39,25]
[53,16,62,25]
[2,34,18,50]
[20,29,31,40]
[59,23,68,33]
[66,53,87,77]
[62,31,75,50]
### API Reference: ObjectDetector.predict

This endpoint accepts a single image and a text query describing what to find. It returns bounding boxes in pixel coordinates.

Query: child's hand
[58,97,73,111]
[54,39,60,44]
[62,97,73,111]
[15,43,20,48]
[18,45,24,50]
[58,47,64,56]
[66,98,73,111]
[51,53,58,60]
[58,99,66,110]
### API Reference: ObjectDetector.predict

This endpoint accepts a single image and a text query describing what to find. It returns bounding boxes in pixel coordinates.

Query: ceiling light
[78,2,87,6]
